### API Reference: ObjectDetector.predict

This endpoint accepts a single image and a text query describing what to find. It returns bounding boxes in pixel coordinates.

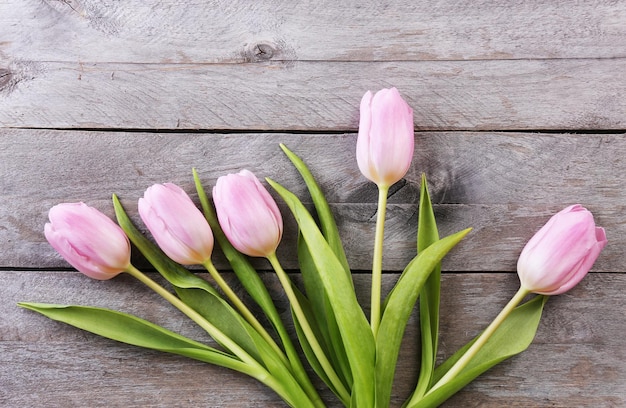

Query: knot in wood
[244,42,277,62]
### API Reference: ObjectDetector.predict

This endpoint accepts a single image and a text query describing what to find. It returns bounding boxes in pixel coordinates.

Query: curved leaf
[409,295,548,408]
[298,232,353,389]
[280,146,354,389]
[376,228,471,407]
[413,174,442,399]
[18,302,316,408]
[267,177,376,408]
[17,302,248,373]
[279,143,351,278]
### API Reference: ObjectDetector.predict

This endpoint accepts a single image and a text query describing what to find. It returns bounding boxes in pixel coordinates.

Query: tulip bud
[138,183,214,265]
[44,202,131,280]
[356,87,415,187]
[213,170,283,258]
[517,205,607,295]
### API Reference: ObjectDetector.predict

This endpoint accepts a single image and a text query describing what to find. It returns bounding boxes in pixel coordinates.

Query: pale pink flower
[356,87,415,187]
[213,170,283,257]
[517,205,607,295]
[45,202,130,280]
[139,183,214,265]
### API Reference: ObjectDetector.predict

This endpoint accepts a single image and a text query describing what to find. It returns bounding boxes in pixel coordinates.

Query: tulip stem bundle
[123,265,262,369]
[201,259,288,366]
[23,87,607,408]
[124,263,317,408]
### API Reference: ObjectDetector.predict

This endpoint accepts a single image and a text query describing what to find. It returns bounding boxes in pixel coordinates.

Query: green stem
[202,260,290,367]
[267,253,351,405]
[124,265,312,407]
[202,261,324,408]
[427,287,530,394]
[370,184,389,337]
[125,265,259,366]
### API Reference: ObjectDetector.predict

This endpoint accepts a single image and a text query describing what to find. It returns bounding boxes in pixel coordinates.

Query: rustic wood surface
[1,0,625,407]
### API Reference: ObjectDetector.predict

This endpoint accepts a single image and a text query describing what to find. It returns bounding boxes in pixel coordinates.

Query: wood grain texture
[1,129,622,272]
[1,0,625,63]
[1,0,624,406]
[2,271,624,407]
[0,59,624,130]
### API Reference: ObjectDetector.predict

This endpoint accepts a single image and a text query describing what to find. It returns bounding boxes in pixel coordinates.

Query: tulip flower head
[213,169,283,258]
[138,183,214,265]
[356,87,415,187]
[517,205,607,295]
[44,202,131,280]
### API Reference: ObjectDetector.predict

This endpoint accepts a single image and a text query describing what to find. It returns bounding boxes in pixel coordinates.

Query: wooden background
[1,1,625,406]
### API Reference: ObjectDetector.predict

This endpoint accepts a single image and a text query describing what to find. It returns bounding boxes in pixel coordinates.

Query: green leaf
[279,144,351,281]
[409,295,549,408]
[267,177,376,408]
[176,286,315,406]
[174,287,264,363]
[19,302,317,408]
[17,302,249,373]
[376,228,471,407]
[413,174,442,399]
[298,232,353,390]
[280,145,353,389]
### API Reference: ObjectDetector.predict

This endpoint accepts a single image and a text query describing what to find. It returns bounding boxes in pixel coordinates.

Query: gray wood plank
[1,130,622,271]
[2,271,624,407]
[1,59,624,131]
[1,1,624,63]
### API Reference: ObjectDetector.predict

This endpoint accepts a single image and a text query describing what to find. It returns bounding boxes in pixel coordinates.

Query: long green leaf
[19,302,316,408]
[409,295,548,408]
[279,143,351,278]
[280,145,353,389]
[267,177,376,408]
[413,174,442,399]
[298,232,354,391]
[174,286,316,407]
[376,228,471,407]
[17,302,248,373]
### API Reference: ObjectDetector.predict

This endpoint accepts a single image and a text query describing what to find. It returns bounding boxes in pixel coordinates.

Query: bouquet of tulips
[20,88,607,407]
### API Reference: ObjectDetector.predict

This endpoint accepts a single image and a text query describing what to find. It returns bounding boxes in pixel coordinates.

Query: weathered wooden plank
[1,0,624,63]
[1,59,624,130]
[1,130,622,271]
[2,271,624,407]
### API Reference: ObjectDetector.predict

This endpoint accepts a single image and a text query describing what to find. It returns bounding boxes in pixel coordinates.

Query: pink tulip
[213,170,283,257]
[44,202,131,280]
[138,183,214,265]
[356,87,415,187]
[517,205,607,295]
